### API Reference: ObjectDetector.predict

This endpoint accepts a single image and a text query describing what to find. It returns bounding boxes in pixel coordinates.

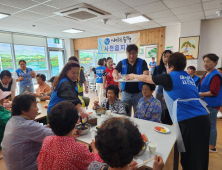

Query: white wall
[165,24,181,52]
[198,18,222,70]
[65,38,74,62]
[180,20,201,70]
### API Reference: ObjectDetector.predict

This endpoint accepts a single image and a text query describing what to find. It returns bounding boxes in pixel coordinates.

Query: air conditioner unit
[54,3,111,21]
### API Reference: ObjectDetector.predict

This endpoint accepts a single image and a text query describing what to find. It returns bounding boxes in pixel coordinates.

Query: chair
[161,108,165,123]
[124,103,131,116]
[81,96,90,109]
[88,77,96,92]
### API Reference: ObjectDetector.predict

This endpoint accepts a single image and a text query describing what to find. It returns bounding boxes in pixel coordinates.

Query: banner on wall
[98,33,140,54]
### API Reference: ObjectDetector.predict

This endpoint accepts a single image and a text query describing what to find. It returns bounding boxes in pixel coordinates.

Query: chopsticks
[137,156,158,167]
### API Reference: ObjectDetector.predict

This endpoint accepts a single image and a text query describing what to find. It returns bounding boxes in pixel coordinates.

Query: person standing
[0,70,16,101]
[94,59,106,103]
[126,52,211,170]
[149,57,156,75]
[15,60,36,94]
[47,61,88,119]
[68,56,88,96]
[198,54,222,153]
[103,58,107,67]
[113,44,149,116]
[187,66,200,86]
[103,57,120,96]
[153,50,172,125]
[217,67,222,118]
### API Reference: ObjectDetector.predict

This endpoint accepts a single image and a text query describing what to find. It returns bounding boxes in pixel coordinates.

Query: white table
[76,110,177,169]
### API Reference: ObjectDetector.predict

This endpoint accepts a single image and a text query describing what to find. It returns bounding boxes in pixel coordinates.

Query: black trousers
[179,115,210,170]
[162,109,173,125]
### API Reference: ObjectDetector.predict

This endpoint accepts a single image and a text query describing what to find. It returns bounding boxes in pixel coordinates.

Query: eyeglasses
[142,88,150,91]
[127,52,138,56]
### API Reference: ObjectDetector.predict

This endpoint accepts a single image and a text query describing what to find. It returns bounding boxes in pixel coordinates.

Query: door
[49,51,64,77]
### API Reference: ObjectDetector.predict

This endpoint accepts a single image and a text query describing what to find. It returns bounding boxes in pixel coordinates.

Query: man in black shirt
[113,44,149,116]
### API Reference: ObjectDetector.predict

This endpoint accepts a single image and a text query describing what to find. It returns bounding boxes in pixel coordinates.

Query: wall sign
[98,33,140,54]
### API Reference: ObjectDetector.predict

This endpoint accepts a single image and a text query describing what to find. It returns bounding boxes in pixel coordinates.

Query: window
[49,51,64,76]
[14,45,46,71]
[95,53,105,65]
[0,43,14,72]
[79,51,94,69]
[47,38,64,48]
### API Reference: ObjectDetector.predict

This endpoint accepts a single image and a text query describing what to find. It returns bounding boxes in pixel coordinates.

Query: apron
[164,90,210,152]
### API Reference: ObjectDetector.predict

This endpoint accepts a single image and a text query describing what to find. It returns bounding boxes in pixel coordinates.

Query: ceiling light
[62,29,84,34]
[122,15,149,24]
[0,13,10,19]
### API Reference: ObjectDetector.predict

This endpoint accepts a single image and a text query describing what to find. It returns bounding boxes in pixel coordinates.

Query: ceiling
[0,0,221,39]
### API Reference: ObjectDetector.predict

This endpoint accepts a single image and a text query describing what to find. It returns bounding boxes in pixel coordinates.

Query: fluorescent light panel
[0,13,10,19]
[122,15,150,24]
[62,29,84,34]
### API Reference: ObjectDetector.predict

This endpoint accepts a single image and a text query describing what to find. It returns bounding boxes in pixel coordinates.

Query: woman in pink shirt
[31,74,51,100]
[37,101,103,170]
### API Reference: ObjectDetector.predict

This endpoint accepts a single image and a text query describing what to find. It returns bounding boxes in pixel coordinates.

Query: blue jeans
[19,85,34,94]
[207,106,218,146]
[121,91,143,116]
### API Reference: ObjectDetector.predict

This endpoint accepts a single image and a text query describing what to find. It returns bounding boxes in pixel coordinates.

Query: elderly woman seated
[93,84,126,115]
[87,117,164,170]
[37,101,103,170]
[31,74,51,100]
[1,94,53,170]
[134,83,162,123]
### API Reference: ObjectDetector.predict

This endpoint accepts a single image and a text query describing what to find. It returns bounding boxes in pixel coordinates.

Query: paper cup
[121,74,127,80]
[46,100,50,104]
[106,110,111,116]
[148,142,157,154]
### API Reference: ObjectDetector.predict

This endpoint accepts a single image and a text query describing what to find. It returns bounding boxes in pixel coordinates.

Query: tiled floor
[0,91,221,170]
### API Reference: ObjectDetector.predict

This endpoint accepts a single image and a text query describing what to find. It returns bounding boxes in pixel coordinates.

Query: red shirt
[104,67,118,88]
[37,136,103,170]
[200,73,221,110]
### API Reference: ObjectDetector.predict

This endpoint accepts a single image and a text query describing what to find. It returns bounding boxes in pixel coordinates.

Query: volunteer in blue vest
[187,66,200,86]
[15,60,36,94]
[113,44,149,116]
[149,57,156,75]
[126,52,210,170]
[68,56,88,96]
[0,70,16,101]
[94,59,106,103]
[198,54,222,153]
[47,61,88,119]
[153,50,172,125]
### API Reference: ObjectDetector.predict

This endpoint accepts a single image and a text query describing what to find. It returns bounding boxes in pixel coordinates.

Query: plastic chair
[161,108,165,123]
[124,103,131,116]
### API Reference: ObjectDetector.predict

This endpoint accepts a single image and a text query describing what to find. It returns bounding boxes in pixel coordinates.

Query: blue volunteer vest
[149,61,156,72]
[95,66,106,83]
[164,71,208,122]
[192,75,200,86]
[198,69,222,107]
[155,65,166,94]
[47,78,78,114]
[16,68,33,87]
[121,58,143,91]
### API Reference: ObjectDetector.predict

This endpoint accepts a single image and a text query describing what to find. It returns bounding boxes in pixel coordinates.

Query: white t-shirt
[0,78,16,91]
